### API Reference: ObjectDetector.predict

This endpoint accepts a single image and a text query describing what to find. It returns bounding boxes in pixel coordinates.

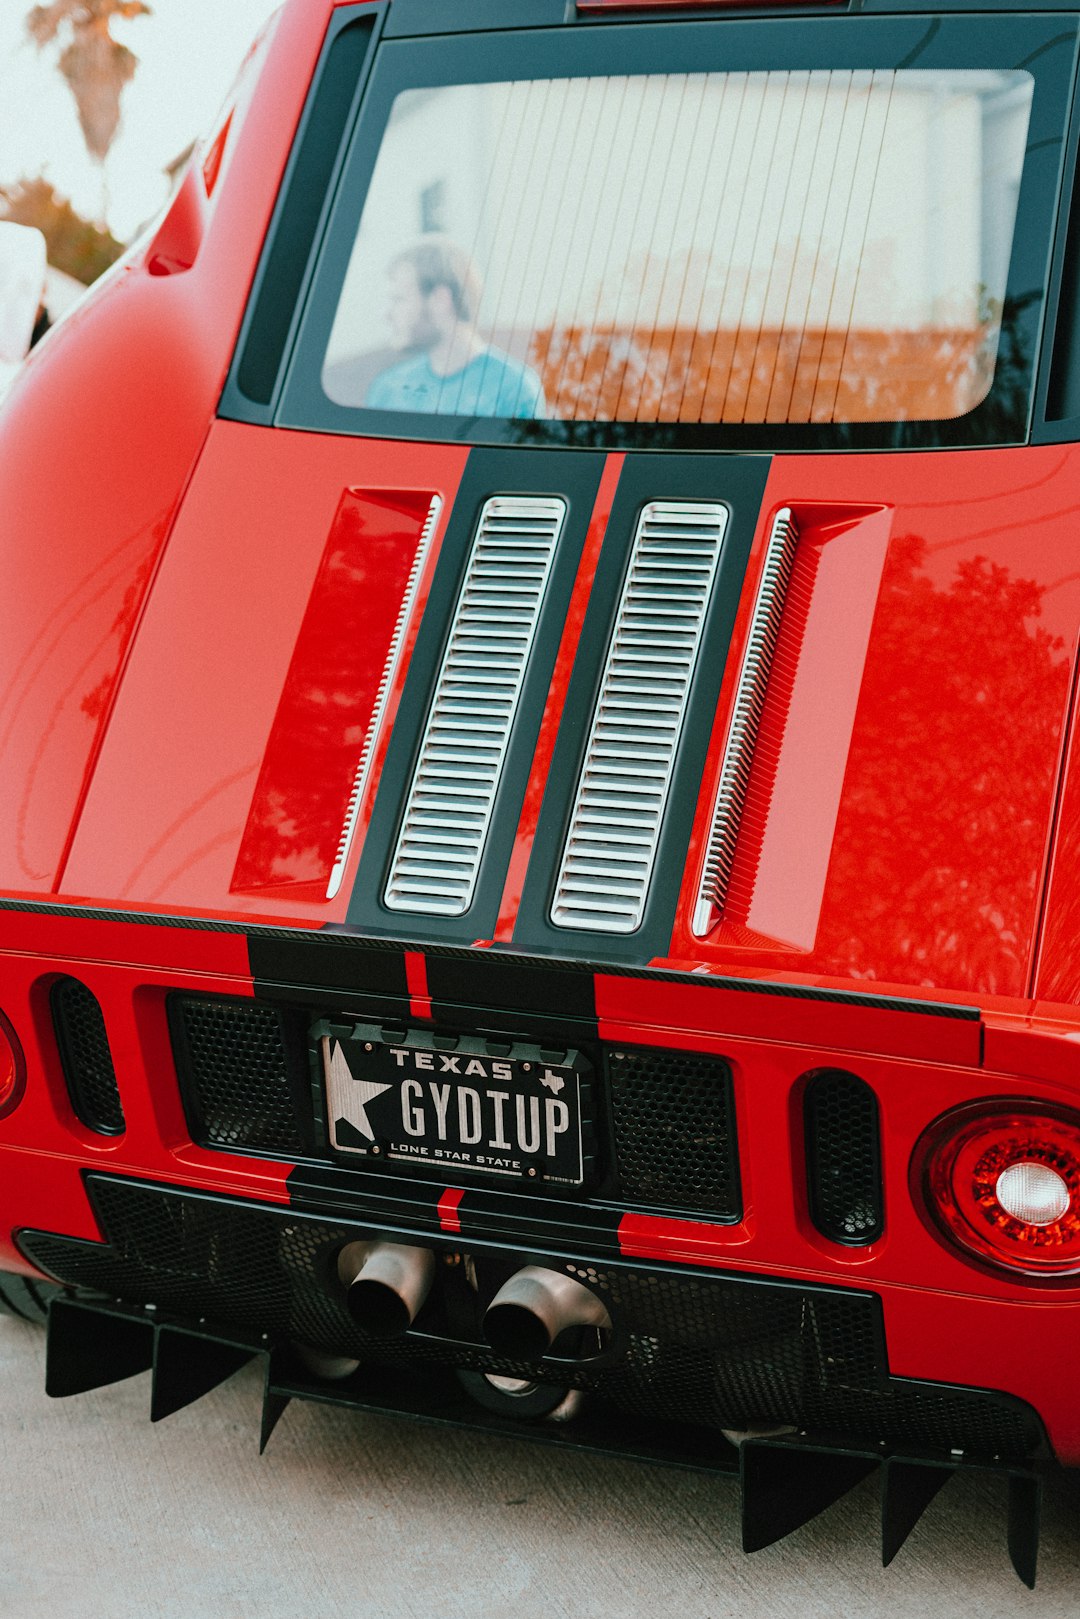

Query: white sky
[0,0,284,242]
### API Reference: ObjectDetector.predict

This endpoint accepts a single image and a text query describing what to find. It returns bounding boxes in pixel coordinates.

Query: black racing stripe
[346,447,607,945]
[286,1163,623,1257]
[450,1188,622,1257]
[425,953,597,1027]
[286,1164,445,1227]
[249,932,408,1001]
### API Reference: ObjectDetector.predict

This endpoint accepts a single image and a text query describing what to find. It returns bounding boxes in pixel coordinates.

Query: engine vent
[804,1069,883,1246]
[51,977,124,1135]
[694,507,799,936]
[552,500,728,933]
[327,494,442,900]
[385,496,566,917]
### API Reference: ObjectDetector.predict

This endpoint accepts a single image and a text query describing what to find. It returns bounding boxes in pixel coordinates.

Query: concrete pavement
[1,1313,1078,1618]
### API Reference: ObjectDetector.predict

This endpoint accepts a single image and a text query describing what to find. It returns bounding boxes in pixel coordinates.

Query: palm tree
[26,1,152,223]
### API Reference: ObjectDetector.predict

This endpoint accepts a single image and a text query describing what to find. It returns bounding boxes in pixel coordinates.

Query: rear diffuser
[43,1293,1044,1587]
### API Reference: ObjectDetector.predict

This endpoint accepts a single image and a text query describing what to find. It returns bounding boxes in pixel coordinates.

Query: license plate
[316,1022,589,1187]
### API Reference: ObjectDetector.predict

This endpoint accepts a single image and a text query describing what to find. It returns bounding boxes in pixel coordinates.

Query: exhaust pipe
[336,1241,436,1338]
[483,1266,611,1359]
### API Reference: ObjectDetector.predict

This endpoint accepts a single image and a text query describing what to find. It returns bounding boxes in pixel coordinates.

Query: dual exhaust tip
[337,1241,610,1357]
[337,1241,435,1339]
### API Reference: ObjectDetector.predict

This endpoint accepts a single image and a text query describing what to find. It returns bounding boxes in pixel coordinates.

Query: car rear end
[2,0,1080,1585]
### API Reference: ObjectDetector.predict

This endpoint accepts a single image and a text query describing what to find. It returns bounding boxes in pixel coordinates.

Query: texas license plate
[317,1023,587,1186]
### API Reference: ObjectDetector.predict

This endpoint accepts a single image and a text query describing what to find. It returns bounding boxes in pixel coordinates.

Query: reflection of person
[366,237,546,419]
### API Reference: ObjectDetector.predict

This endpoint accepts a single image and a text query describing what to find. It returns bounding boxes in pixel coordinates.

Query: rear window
[323,69,1032,429]
[267,14,1076,452]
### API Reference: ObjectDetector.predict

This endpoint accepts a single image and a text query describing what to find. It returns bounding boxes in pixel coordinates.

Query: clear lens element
[995,1161,1071,1227]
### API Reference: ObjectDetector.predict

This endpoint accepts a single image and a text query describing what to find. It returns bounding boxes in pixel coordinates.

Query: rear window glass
[322,68,1033,428]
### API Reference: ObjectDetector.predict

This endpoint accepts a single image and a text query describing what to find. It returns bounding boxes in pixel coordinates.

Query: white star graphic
[326,1040,393,1142]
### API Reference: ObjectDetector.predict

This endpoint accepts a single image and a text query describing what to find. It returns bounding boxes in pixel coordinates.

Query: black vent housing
[607,1046,741,1219]
[170,995,304,1156]
[18,1175,1043,1463]
[51,977,124,1135]
[804,1069,883,1246]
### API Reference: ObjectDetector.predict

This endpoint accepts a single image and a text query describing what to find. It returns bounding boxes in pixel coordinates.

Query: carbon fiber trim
[0,898,981,1022]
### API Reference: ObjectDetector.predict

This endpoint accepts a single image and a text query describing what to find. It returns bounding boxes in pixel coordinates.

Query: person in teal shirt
[366,237,546,420]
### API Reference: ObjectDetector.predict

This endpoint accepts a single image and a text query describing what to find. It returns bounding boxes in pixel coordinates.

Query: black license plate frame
[314,1020,593,1188]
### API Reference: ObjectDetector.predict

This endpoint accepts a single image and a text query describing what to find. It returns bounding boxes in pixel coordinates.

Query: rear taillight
[0,1010,25,1118]
[916,1103,1080,1278]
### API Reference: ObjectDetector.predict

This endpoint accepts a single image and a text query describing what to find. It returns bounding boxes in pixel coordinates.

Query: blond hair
[393,236,483,324]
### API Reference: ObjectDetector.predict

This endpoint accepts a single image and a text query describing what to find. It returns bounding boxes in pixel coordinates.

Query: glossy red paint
[1031,659,1080,1003]
[596,972,982,1067]
[406,951,434,1023]
[231,487,442,900]
[437,1188,465,1233]
[201,110,235,200]
[60,425,465,922]
[0,1010,26,1121]
[675,447,1080,1001]
[0,910,290,1281]
[694,502,892,948]
[0,0,328,897]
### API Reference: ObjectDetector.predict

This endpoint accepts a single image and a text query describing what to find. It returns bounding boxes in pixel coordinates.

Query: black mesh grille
[804,1070,883,1245]
[19,1177,1042,1462]
[170,997,303,1155]
[608,1047,740,1218]
[51,978,124,1135]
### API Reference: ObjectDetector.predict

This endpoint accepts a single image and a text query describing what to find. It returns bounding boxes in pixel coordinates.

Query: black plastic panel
[607,1046,741,1219]
[231,10,381,409]
[20,1175,1044,1461]
[804,1069,884,1245]
[171,995,304,1156]
[51,977,125,1136]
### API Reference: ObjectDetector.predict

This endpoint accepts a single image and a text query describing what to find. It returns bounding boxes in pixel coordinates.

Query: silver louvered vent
[693,507,799,936]
[327,495,443,900]
[551,500,729,934]
[384,495,566,917]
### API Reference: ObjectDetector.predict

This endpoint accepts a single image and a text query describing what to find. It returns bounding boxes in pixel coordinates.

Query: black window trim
[223,8,1080,454]
[219,2,390,426]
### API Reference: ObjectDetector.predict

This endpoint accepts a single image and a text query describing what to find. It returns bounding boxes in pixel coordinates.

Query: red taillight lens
[916,1103,1080,1278]
[0,1010,25,1119]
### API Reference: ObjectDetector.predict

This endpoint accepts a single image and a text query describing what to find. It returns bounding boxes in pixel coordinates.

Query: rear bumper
[20,1172,1046,1465]
[1,903,1080,1473]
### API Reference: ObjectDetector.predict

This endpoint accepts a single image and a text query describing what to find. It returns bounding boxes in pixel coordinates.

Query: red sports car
[0,0,1076,1585]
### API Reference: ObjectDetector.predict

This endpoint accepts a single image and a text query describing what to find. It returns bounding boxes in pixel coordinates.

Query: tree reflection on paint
[231,490,432,897]
[816,532,1069,997]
